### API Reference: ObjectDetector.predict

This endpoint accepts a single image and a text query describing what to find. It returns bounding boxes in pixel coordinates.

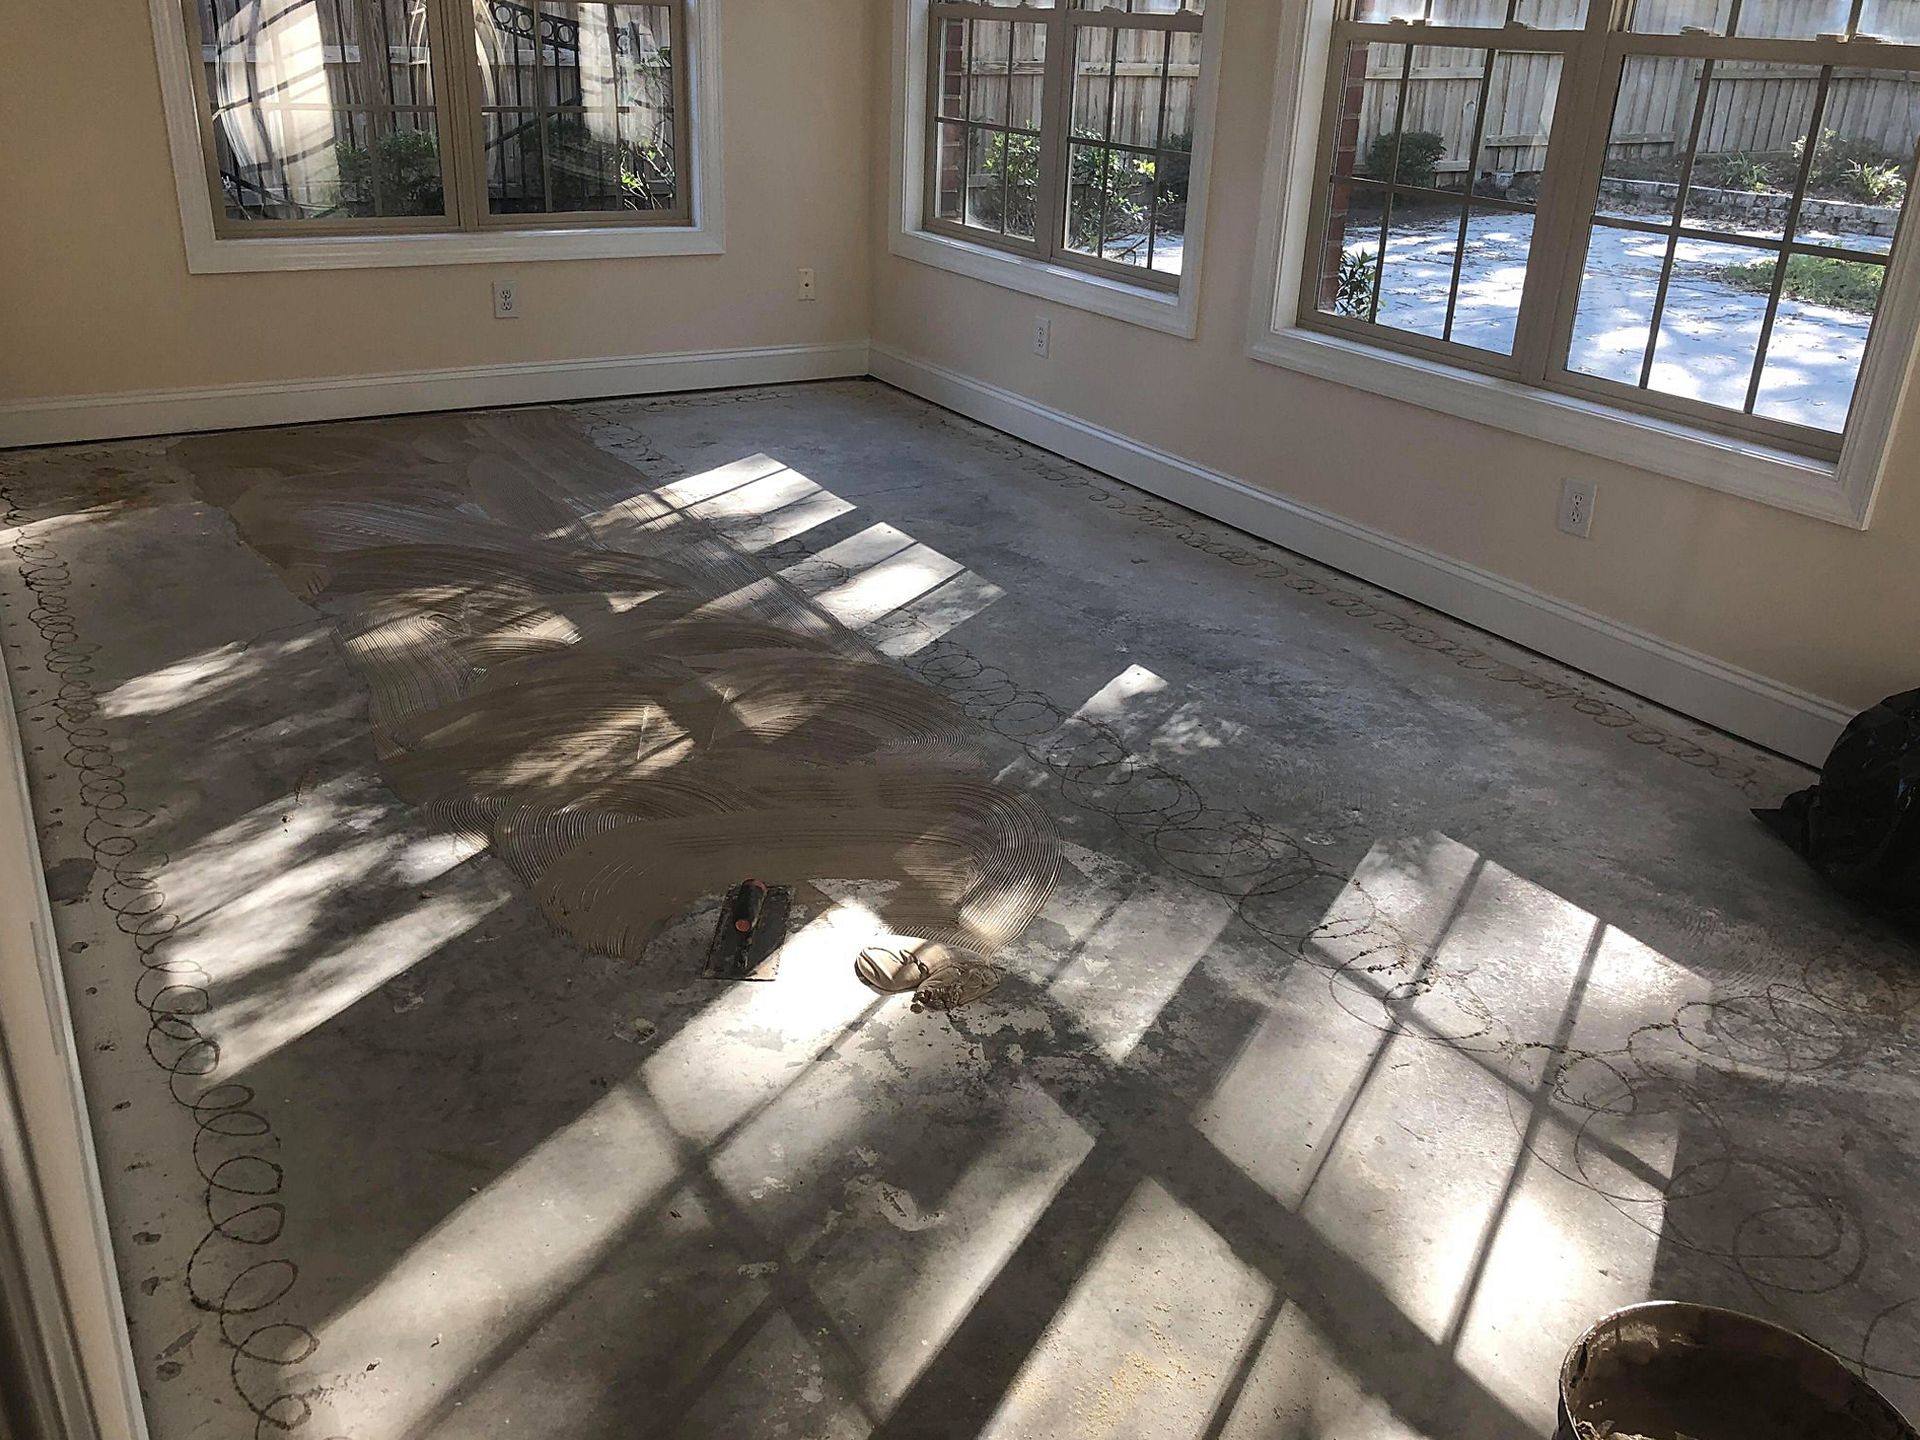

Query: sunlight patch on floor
[643,897,892,1146]
[797,1086,1094,1414]
[102,629,331,719]
[1197,830,1702,1432]
[979,1178,1271,1440]
[311,1080,690,1439]
[1212,1301,1429,1440]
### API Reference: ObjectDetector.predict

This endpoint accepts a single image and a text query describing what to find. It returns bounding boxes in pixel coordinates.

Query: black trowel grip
[730,878,769,937]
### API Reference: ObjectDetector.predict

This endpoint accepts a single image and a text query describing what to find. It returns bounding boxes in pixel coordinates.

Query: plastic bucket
[1557,1301,1915,1440]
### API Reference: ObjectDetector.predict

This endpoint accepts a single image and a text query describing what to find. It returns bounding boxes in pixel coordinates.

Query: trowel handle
[731,878,769,935]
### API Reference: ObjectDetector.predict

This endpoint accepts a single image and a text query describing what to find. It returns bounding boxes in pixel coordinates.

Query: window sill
[891,227,1198,339]
[181,223,726,275]
[1248,325,1870,528]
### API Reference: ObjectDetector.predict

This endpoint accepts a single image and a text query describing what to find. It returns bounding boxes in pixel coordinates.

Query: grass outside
[1719,254,1884,314]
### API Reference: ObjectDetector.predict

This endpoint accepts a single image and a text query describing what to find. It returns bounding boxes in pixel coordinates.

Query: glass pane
[1010,23,1048,131]
[1596,56,1700,225]
[1510,0,1589,25]
[1684,64,1820,240]
[969,20,1011,125]
[1072,25,1114,140]
[1066,142,1159,262]
[1102,151,1160,266]
[1325,44,1406,182]
[1569,223,1667,384]
[1353,0,1588,23]
[548,111,629,210]
[214,106,367,220]
[1732,0,1852,37]
[1068,142,1101,254]
[1372,190,1460,340]
[935,120,965,221]
[543,3,673,106]
[363,110,446,216]
[1626,0,1735,34]
[1353,0,1428,20]
[1003,133,1042,241]
[1314,189,1386,320]
[485,109,548,213]
[1646,236,1776,409]
[1799,72,1918,250]
[1165,29,1201,148]
[1448,205,1534,352]
[1429,0,1521,20]
[1375,46,1481,192]
[1073,0,1205,11]
[937,17,966,117]
[471,3,678,216]
[967,127,1006,232]
[1752,256,1882,428]
[1856,0,1920,40]
[200,0,428,109]
[199,0,446,221]
[1112,29,1167,149]
[1467,50,1562,203]
[473,0,543,108]
[1150,149,1192,273]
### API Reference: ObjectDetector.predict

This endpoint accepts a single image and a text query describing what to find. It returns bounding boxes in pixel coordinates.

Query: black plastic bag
[1755,687,1920,915]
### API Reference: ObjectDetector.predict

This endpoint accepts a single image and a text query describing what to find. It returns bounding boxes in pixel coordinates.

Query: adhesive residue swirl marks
[169,409,1061,962]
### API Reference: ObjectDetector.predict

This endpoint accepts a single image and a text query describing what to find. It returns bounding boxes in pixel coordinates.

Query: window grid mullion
[1001,19,1017,235]
[1517,0,1633,386]
[1038,9,1074,261]
[1097,18,1122,262]
[1368,43,1419,323]
[1148,28,1173,270]
[1741,64,1836,414]
[437,0,487,231]
[1442,47,1501,342]
[1636,55,1720,389]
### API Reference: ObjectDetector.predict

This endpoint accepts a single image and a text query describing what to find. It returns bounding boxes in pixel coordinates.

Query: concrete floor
[2,379,1916,1440]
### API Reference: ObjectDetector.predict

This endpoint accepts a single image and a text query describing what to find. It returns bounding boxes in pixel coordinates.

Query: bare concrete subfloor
[2,379,1916,1440]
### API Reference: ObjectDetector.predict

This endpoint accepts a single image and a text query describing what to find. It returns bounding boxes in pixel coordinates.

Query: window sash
[921,0,1203,294]
[178,0,695,237]
[1296,8,1920,461]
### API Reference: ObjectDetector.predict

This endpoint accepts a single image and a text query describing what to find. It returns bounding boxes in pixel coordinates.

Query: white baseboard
[3,338,1853,763]
[0,341,871,448]
[870,343,1852,767]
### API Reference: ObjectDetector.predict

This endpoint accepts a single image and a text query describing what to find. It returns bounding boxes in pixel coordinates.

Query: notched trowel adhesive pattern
[169,409,1060,970]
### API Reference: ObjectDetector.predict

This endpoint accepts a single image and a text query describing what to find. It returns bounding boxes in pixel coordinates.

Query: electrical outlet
[1032,316,1051,358]
[1559,477,1597,538]
[492,280,520,320]
[797,267,817,301]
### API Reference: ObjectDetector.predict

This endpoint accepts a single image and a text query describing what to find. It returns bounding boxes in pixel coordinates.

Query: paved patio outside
[1349,207,1876,431]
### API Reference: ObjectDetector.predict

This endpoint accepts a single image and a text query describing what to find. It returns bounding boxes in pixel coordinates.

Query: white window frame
[889,0,1225,338]
[148,0,725,273]
[1247,0,1920,527]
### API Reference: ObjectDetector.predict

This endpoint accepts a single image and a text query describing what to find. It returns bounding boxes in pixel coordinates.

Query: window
[178,0,693,235]
[1297,0,1920,464]
[923,0,1207,292]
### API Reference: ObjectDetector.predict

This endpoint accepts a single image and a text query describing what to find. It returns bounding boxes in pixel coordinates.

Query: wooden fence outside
[1351,0,1920,181]
[955,22,1203,148]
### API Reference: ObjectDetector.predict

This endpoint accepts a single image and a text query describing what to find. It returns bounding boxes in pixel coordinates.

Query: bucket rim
[1556,1300,1917,1440]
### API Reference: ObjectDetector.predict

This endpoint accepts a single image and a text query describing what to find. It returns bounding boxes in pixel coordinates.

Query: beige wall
[867,0,1920,717]
[0,2,875,402]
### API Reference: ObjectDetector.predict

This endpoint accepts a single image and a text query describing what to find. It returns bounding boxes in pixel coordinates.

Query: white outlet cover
[1033,317,1051,357]
[1558,477,1597,538]
[493,281,519,319]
